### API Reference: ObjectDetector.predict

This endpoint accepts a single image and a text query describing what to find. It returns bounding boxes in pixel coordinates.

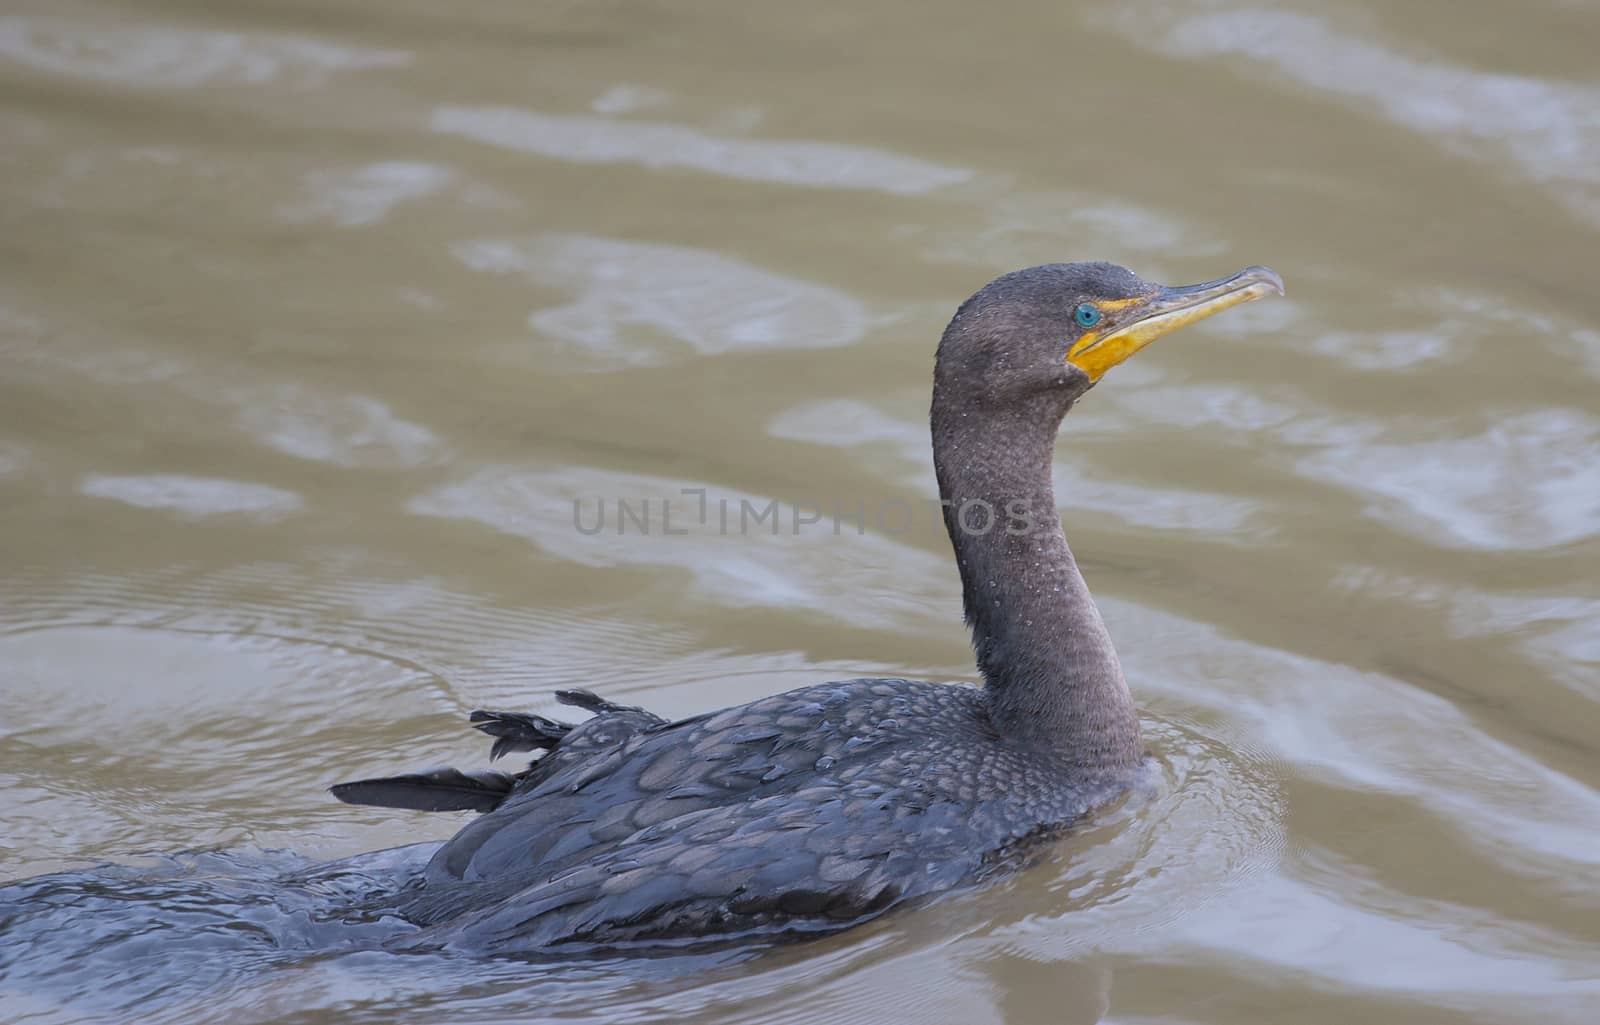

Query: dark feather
[554,689,670,731]
[330,768,516,813]
[469,709,571,760]
[554,688,626,714]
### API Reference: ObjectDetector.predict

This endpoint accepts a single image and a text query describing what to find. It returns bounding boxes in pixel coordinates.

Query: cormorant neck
[930,390,1142,770]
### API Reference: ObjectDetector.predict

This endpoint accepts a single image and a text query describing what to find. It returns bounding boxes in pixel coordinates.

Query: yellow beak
[1067,265,1284,382]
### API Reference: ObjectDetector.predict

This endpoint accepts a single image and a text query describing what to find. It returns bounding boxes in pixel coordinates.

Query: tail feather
[332,690,662,817]
[330,768,515,813]
[556,689,668,728]
[554,688,632,715]
[469,710,572,761]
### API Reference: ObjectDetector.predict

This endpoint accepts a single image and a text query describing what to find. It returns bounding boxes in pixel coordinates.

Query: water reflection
[1114,596,1600,874]
[79,473,304,521]
[1103,4,1600,223]
[1302,408,1600,550]
[0,440,28,477]
[455,234,871,365]
[0,15,408,90]
[234,385,448,469]
[433,105,973,194]
[409,463,949,630]
[905,188,1216,269]
[279,163,455,229]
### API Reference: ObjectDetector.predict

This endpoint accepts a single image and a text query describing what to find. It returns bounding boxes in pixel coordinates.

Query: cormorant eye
[1074,303,1101,328]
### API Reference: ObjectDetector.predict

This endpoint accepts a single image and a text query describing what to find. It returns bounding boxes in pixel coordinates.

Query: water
[1,0,1597,1022]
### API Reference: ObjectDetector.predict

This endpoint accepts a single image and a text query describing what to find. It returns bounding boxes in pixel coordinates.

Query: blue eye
[1074,303,1101,328]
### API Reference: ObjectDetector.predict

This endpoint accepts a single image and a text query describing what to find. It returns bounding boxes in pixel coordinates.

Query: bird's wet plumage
[342,683,1122,953]
[333,261,1283,954]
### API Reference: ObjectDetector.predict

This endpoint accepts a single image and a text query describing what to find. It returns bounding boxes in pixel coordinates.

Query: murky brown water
[2,0,1598,1021]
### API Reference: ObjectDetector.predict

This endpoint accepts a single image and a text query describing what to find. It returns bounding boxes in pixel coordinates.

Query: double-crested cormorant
[334,262,1284,954]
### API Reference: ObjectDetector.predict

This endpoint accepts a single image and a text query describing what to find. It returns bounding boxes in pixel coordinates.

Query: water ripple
[1111,596,1600,877]
[408,462,949,632]
[0,16,408,90]
[232,385,447,470]
[278,162,455,229]
[431,106,972,195]
[79,474,304,522]
[1299,408,1600,550]
[1100,5,1600,223]
[0,440,27,478]
[455,235,870,365]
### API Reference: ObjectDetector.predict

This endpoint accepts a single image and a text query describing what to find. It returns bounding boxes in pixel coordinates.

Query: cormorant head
[934,262,1284,412]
